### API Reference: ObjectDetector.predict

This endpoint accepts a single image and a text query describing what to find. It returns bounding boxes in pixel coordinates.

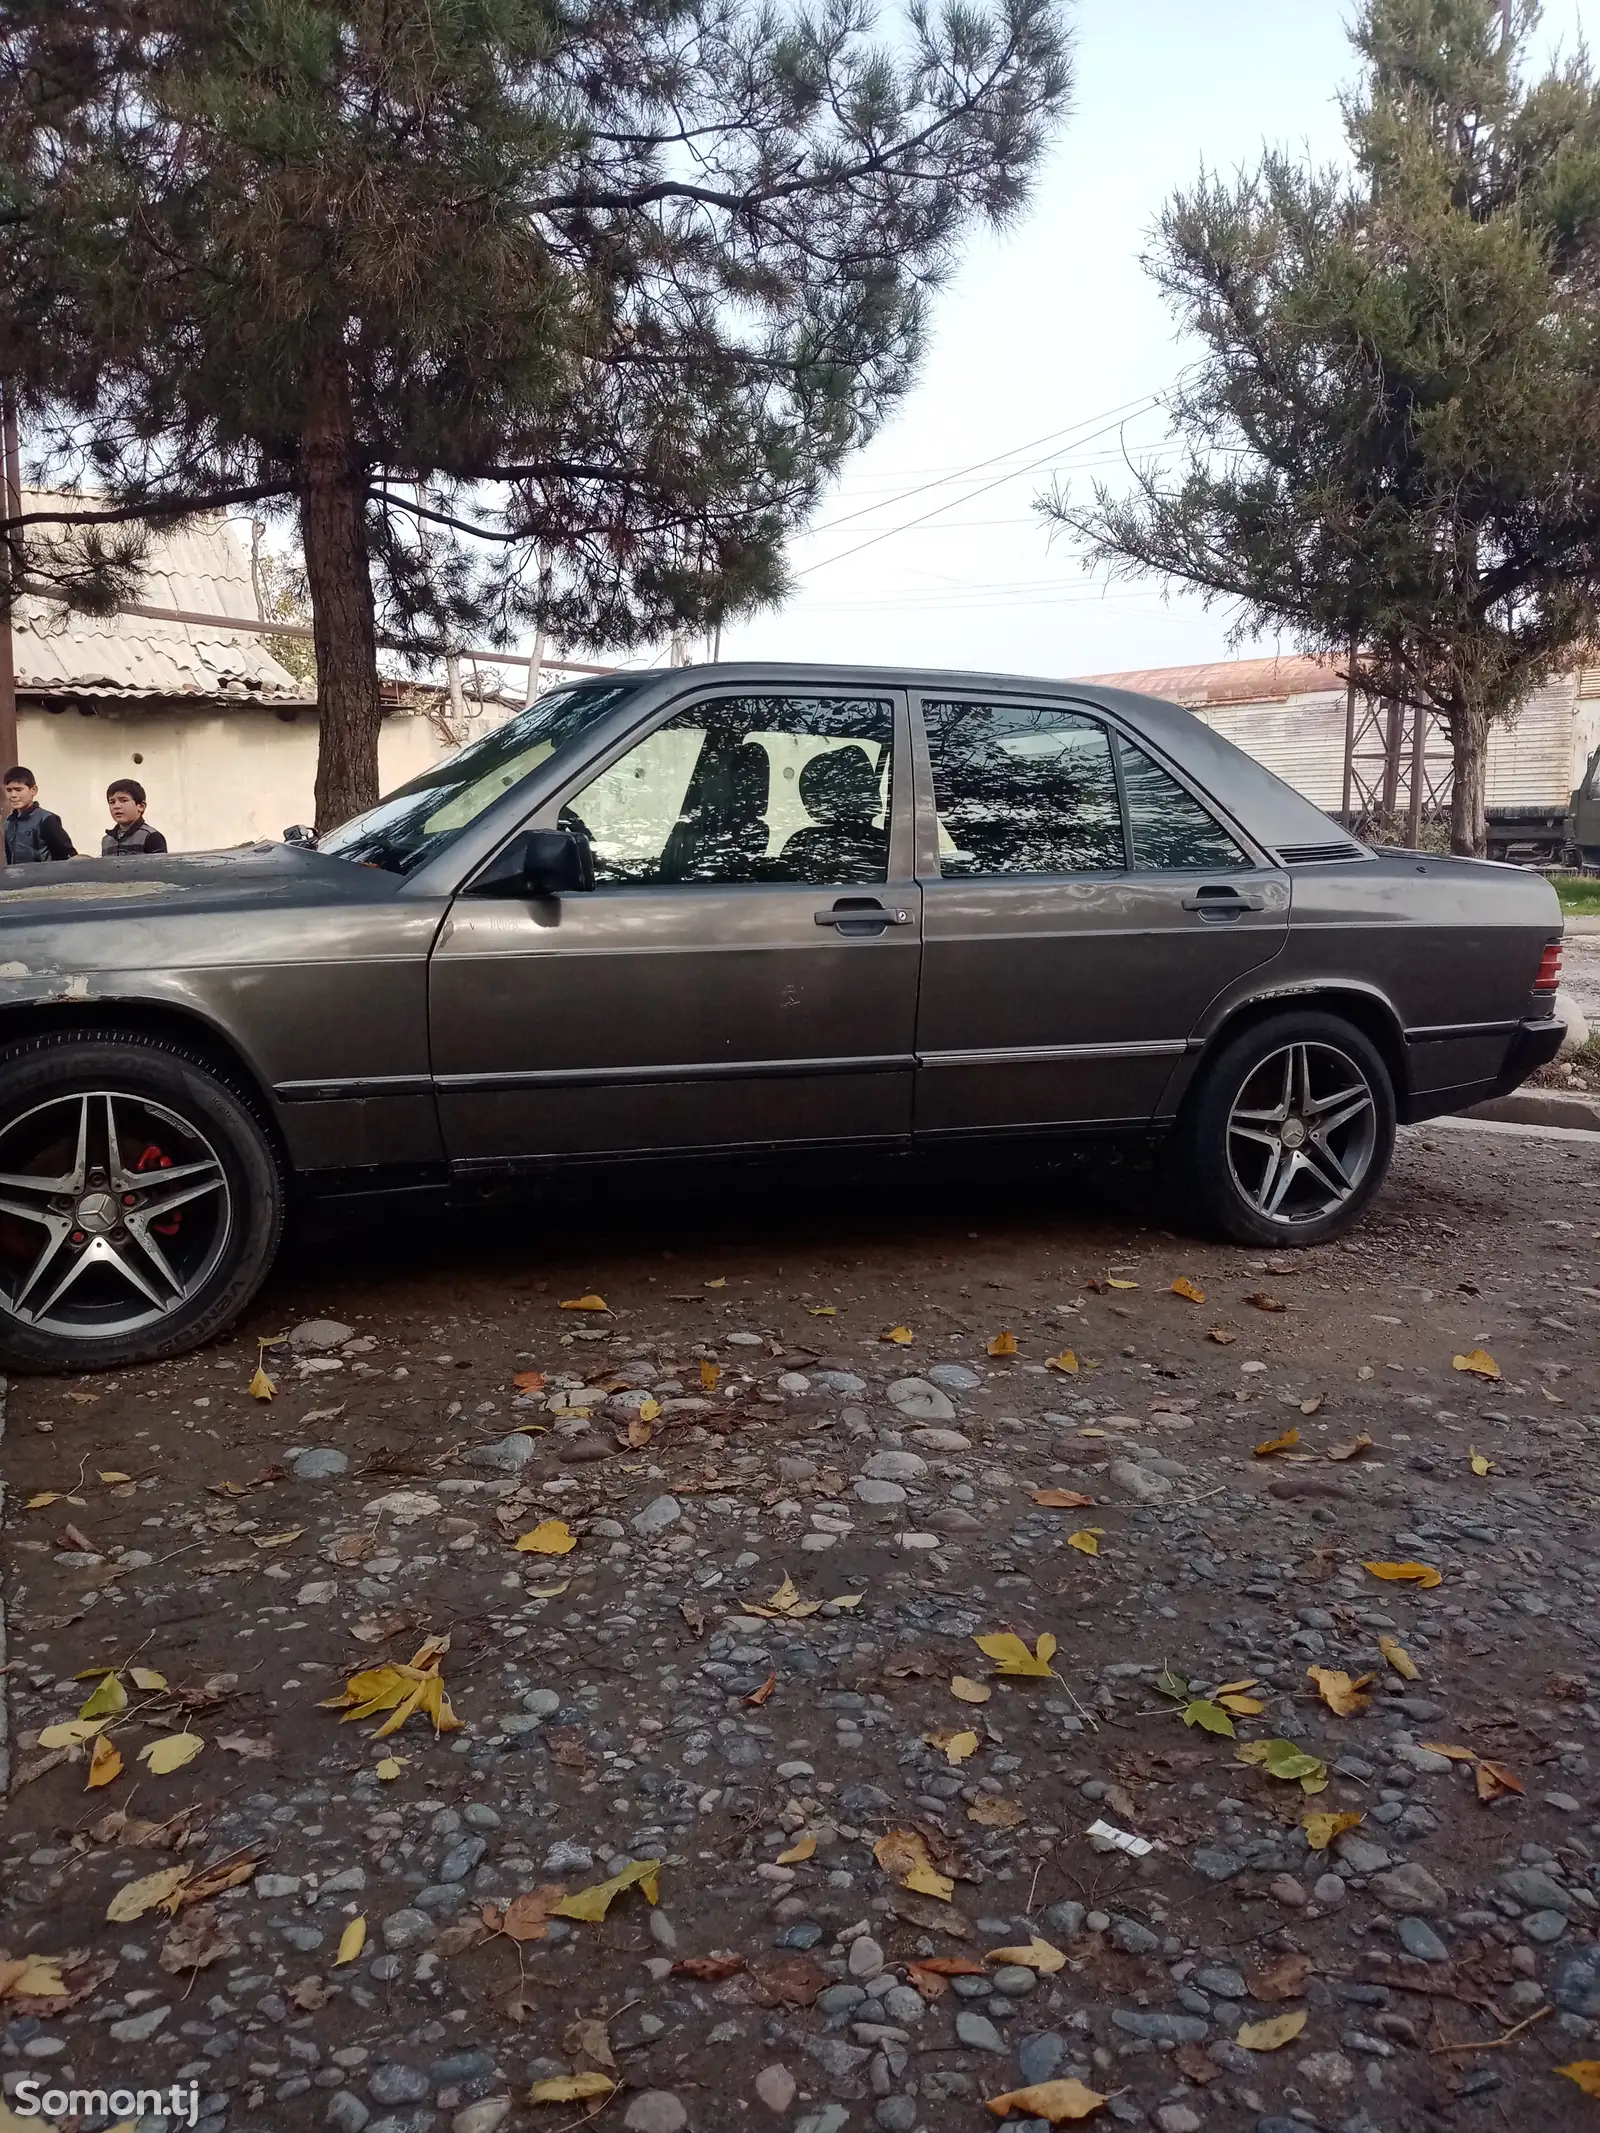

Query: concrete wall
[13,704,467,853]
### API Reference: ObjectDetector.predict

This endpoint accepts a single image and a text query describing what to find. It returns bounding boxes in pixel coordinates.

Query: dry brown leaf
[988,1330,1018,1356]
[1306,1666,1373,1718]
[1452,1348,1501,1380]
[559,1295,608,1311]
[512,1369,546,1393]
[1378,1634,1419,1680]
[748,1954,828,2007]
[1250,1951,1314,2001]
[1237,2008,1308,2051]
[158,1906,238,1974]
[1253,1428,1300,1456]
[1558,2063,1600,2098]
[1475,1758,1525,1802]
[564,2014,618,2070]
[1207,1327,1238,1344]
[966,1795,1025,1830]
[874,1828,954,1902]
[1327,1432,1374,1461]
[745,1670,777,1706]
[985,2078,1106,2121]
[1032,1488,1094,1508]
[1244,1291,1287,1312]
[484,1884,567,1942]
[217,1731,275,1759]
[671,1954,745,1981]
[1170,1277,1205,1303]
[906,1955,985,1997]
[882,1324,914,1344]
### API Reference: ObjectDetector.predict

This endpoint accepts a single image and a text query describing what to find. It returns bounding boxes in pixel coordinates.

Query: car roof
[608,661,1359,860]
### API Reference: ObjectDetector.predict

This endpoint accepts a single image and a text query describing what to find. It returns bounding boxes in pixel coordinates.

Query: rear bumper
[1401,1013,1565,1125]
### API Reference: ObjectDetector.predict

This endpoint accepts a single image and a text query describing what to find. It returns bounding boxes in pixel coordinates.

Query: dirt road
[3,1123,1599,2133]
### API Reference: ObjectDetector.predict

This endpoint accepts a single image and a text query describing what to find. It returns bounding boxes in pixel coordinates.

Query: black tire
[1181,1009,1396,1248]
[0,1032,284,1373]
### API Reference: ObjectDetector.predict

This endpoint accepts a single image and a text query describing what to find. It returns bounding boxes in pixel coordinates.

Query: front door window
[563,695,895,886]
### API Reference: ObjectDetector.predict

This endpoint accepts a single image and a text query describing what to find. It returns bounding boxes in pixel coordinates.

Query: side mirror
[523,828,595,895]
[469,828,595,898]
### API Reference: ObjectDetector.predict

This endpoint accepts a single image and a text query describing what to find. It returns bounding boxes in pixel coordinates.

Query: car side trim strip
[275,1075,435,1103]
[916,1040,1189,1068]
[1403,1019,1520,1042]
[435,1054,915,1092]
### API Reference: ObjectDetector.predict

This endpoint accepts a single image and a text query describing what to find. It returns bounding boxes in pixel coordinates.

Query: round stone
[990,1965,1038,1996]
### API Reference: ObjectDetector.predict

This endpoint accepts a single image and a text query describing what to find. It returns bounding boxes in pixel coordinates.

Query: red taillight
[1534,939,1563,993]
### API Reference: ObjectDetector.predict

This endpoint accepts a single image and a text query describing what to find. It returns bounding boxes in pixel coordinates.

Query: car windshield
[315,678,645,874]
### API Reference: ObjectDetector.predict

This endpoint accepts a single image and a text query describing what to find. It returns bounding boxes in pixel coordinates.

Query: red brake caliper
[134,1145,183,1235]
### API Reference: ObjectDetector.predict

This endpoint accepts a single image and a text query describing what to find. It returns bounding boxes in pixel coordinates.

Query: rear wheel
[1182,1011,1395,1247]
[0,1033,283,1372]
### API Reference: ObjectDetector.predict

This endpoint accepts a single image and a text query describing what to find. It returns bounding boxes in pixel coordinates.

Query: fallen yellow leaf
[1238,2009,1308,2051]
[1066,1529,1101,1556]
[1469,1446,1495,1475]
[1453,1348,1501,1379]
[1105,1276,1138,1290]
[129,1666,168,1691]
[1303,1810,1363,1852]
[375,1756,405,1781]
[1378,1634,1420,1681]
[874,1829,954,1902]
[777,1835,816,1865]
[322,1636,463,1739]
[79,1672,127,1721]
[882,1325,914,1344]
[925,1728,980,1765]
[967,1795,1025,1829]
[1418,1742,1478,1762]
[807,1304,837,1317]
[39,1718,106,1749]
[529,2074,618,2104]
[87,1734,123,1789]
[1253,1428,1300,1456]
[1475,1758,1525,1802]
[1363,1560,1442,1588]
[560,1294,608,1311]
[1558,2063,1600,2099]
[99,1470,131,1484]
[1171,1277,1205,1303]
[986,1937,1066,1975]
[1326,1432,1374,1461]
[0,1954,67,1999]
[951,1675,992,1704]
[1032,1488,1094,1508]
[1046,1349,1080,1374]
[335,1916,366,1966]
[25,1491,61,1508]
[551,1857,660,1922]
[527,1580,570,1599]
[139,1733,203,1775]
[248,1366,276,1401]
[700,1359,721,1389]
[106,1865,191,1922]
[515,1520,577,1556]
[252,1527,303,1550]
[985,2078,1106,2121]
[637,1397,660,1422]
[1307,1666,1373,1718]
[988,1330,1018,1356]
[974,1630,1058,1677]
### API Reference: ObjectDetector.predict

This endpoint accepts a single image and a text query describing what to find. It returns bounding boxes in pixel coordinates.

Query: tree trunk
[1448,699,1490,858]
[299,346,381,834]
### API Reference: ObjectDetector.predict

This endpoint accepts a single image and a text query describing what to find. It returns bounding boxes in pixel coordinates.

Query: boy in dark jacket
[3,767,75,863]
[103,779,169,858]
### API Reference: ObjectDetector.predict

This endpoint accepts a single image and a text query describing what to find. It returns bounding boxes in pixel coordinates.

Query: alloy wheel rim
[1226,1041,1378,1225]
[0,1090,232,1338]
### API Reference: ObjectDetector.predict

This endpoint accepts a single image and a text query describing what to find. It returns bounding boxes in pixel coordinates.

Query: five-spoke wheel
[0,1035,282,1371]
[1184,1010,1396,1247]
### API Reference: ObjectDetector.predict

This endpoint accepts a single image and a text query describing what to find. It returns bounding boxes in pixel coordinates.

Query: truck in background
[1083,654,1600,866]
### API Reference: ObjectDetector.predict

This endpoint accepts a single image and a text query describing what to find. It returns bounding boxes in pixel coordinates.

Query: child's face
[108,791,144,826]
[4,781,36,812]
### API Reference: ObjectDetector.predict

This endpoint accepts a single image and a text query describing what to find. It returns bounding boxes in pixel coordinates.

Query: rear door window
[923,700,1125,875]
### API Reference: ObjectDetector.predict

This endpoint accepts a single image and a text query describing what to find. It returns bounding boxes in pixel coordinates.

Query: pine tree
[0,0,1069,827]
[1055,0,1600,856]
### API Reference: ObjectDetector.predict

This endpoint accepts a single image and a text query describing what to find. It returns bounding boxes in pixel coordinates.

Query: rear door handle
[815,898,914,931]
[1181,886,1264,918]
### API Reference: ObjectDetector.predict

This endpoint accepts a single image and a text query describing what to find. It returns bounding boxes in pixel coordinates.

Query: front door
[912,693,1288,1134]
[429,687,921,1165]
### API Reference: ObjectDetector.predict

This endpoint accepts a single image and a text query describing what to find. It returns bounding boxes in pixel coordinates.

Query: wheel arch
[1169,985,1409,1119]
[0,1002,288,1163]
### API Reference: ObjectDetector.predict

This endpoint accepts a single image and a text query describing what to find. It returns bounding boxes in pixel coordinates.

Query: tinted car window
[564,695,894,886]
[924,701,1124,875]
[1117,736,1249,869]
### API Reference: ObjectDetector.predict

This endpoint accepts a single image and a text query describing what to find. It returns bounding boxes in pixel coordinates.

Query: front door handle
[1181,886,1264,918]
[814,897,914,933]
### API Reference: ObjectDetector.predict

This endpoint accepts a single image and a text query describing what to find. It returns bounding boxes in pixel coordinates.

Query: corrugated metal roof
[1078,654,1343,706]
[13,495,310,703]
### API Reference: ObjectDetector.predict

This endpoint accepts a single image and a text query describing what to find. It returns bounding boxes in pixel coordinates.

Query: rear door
[428,685,921,1164]
[911,692,1288,1134]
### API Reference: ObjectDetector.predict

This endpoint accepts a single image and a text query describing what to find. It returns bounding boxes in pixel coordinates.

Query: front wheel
[1182,1011,1396,1247]
[0,1034,284,1372]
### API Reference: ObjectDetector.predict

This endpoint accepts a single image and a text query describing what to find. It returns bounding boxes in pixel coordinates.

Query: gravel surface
[4,1125,1600,2133]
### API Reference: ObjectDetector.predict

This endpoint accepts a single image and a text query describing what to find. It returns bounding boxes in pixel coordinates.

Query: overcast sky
[703,0,1593,685]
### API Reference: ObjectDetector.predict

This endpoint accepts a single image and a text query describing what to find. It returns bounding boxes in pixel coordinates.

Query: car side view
[0,663,1564,1372]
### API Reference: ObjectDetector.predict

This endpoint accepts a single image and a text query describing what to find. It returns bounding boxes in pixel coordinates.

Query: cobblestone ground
[4,1123,1600,2133]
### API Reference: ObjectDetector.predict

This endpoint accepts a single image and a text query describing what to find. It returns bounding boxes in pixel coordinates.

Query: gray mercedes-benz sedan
[0,663,1564,1371]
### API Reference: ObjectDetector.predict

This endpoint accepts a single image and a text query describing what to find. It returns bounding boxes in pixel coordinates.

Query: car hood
[0,842,402,914]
